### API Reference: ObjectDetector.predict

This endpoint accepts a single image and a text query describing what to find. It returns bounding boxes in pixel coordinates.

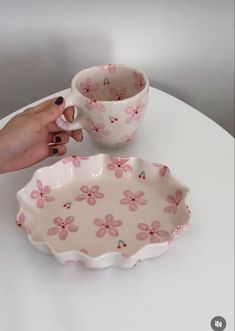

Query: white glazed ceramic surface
[16,154,190,269]
[56,64,149,148]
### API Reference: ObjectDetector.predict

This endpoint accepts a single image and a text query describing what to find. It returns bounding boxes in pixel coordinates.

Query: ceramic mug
[56,64,149,148]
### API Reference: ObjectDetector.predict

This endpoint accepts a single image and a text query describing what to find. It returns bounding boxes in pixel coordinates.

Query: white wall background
[0,0,234,135]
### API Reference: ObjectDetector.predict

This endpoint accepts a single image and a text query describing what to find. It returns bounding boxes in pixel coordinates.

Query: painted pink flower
[80,78,99,95]
[94,214,123,237]
[173,224,189,236]
[109,87,126,100]
[120,190,147,211]
[133,71,145,90]
[75,185,104,205]
[125,102,144,124]
[47,216,78,240]
[153,163,169,177]
[63,155,89,167]
[107,157,132,178]
[136,221,170,243]
[30,180,54,208]
[116,131,137,147]
[107,64,116,73]
[16,212,31,234]
[86,119,111,139]
[164,190,184,214]
[85,97,106,112]
[97,64,116,73]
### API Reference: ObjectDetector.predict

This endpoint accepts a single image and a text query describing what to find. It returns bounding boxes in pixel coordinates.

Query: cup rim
[71,63,149,103]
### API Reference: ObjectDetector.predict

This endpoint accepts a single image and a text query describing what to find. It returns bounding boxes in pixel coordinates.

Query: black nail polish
[52,148,58,154]
[55,136,61,143]
[54,96,64,105]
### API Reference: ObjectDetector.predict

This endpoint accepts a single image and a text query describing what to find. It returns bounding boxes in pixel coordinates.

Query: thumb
[36,96,65,127]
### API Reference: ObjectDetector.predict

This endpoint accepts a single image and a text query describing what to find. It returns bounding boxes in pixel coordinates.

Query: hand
[0,96,82,173]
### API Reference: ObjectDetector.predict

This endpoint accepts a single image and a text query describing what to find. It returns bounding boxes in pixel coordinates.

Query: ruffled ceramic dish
[16,154,190,268]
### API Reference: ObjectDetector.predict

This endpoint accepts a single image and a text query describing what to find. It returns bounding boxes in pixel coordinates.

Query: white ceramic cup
[56,64,149,148]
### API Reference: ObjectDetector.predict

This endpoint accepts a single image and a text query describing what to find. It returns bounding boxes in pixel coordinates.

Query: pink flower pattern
[107,64,117,73]
[125,102,144,124]
[85,97,106,112]
[116,131,137,147]
[173,224,188,236]
[75,185,104,205]
[97,64,116,73]
[164,190,184,214]
[63,155,89,167]
[136,221,170,243]
[16,212,31,234]
[133,71,145,90]
[120,190,147,211]
[109,87,126,100]
[30,180,54,208]
[86,119,111,139]
[153,163,169,177]
[47,216,78,240]
[80,78,99,95]
[107,157,132,178]
[94,214,123,237]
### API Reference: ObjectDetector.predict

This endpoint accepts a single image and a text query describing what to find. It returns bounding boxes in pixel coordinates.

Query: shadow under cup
[59,64,149,148]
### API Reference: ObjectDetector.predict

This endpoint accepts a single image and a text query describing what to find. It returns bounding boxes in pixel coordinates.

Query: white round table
[0,87,234,331]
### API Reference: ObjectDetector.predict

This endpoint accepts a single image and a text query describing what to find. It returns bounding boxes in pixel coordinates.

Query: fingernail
[54,96,64,105]
[54,136,61,143]
[53,148,58,154]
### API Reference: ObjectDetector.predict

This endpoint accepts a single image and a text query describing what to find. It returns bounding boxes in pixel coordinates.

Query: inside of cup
[75,64,147,101]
